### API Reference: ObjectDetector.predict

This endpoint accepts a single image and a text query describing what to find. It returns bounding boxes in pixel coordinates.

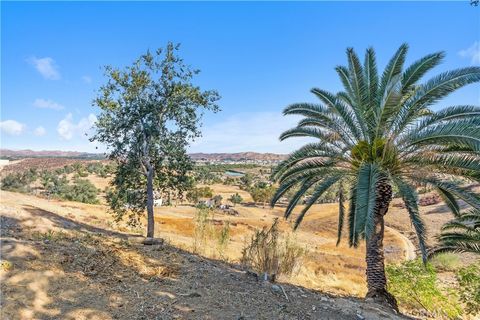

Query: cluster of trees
[0,168,38,193]
[40,171,99,204]
[248,183,276,208]
[0,164,104,204]
[186,186,214,203]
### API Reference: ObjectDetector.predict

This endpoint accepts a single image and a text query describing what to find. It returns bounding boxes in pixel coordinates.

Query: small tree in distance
[92,43,220,239]
[229,193,243,206]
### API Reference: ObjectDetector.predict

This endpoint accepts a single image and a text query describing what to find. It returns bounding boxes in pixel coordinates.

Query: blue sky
[1,1,479,153]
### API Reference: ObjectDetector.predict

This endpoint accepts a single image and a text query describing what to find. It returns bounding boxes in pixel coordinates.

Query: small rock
[271,284,282,294]
[43,239,50,244]
[312,305,316,311]
[186,292,201,298]
[356,313,365,320]
[142,237,164,245]
[320,296,328,302]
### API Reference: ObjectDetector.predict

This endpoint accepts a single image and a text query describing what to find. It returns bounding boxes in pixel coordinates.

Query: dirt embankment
[0,190,411,320]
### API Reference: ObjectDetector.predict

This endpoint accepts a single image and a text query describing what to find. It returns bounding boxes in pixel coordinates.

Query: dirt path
[0,191,412,320]
[385,226,416,261]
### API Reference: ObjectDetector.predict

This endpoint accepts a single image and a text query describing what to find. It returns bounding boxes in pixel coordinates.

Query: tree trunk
[146,168,155,238]
[365,180,398,312]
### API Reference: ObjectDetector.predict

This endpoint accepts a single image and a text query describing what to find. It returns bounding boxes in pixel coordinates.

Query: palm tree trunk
[365,180,398,312]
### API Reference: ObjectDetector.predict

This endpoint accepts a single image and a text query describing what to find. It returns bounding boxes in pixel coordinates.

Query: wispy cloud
[459,41,480,64]
[27,56,61,80]
[33,98,64,110]
[0,120,26,136]
[34,126,47,137]
[82,75,92,84]
[57,113,97,140]
[189,111,313,153]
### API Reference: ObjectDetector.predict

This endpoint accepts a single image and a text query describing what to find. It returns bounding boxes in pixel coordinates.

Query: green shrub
[0,172,36,193]
[430,253,461,272]
[386,259,462,319]
[64,178,99,204]
[457,264,480,315]
[229,193,243,206]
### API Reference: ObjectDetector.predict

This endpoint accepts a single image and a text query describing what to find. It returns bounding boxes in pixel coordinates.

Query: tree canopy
[92,43,220,235]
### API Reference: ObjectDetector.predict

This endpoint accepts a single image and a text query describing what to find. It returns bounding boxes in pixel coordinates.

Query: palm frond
[311,88,365,141]
[354,163,380,239]
[401,51,445,94]
[294,175,343,229]
[393,177,428,262]
[436,187,461,217]
[415,177,480,210]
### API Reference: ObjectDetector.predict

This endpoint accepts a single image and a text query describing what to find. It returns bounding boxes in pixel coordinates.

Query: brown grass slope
[0,190,410,320]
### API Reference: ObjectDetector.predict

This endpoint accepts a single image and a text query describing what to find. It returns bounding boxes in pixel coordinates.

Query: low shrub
[241,218,306,281]
[386,259,462,319]
[430,253,461,272]
[457,264,480,315]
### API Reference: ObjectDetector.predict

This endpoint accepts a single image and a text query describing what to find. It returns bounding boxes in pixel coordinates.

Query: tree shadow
[21,205,141,240]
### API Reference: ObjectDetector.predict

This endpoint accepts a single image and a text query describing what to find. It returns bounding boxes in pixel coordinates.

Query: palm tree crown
[272,43,480,262]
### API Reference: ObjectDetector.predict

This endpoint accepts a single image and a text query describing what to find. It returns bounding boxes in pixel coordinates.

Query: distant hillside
[189,152,287,161]
[1,149,287,162]
[0,149,104,160]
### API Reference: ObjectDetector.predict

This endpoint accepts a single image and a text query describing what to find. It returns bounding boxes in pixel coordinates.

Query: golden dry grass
[1,185,411,297]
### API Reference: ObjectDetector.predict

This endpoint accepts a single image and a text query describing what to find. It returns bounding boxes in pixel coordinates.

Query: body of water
[224,170,245,177]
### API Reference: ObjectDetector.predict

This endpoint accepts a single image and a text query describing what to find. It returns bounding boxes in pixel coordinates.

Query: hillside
[189,152,287,162]
[0,149,103,160]
[0,190,409,320]
[0,149,288,162]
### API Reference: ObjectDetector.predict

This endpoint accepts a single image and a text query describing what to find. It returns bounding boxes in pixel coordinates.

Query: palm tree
[429,209,480,256]
[271,44,480,310]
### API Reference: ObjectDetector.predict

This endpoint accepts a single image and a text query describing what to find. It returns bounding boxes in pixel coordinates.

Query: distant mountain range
[0,149,287,161]
[0,149,104,160]
[189,152,287,161]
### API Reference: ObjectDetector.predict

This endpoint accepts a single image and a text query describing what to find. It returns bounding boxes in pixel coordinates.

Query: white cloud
[34,126,47,136]
[0,120,26,136]
[459,41,480,64]
[27,56,60,80]
[82,75,92,84]
[33,98,64,110]
[57,113,97,140]
[189,111,313,153]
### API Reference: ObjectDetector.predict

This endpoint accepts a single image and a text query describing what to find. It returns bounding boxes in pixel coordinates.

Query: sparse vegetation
[217,221,231,259]
[386,259,462,319]
[456,264,480,315]
[241,219,306,281]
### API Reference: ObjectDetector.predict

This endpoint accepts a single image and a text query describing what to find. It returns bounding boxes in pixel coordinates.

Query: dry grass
[0,186,411,297]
